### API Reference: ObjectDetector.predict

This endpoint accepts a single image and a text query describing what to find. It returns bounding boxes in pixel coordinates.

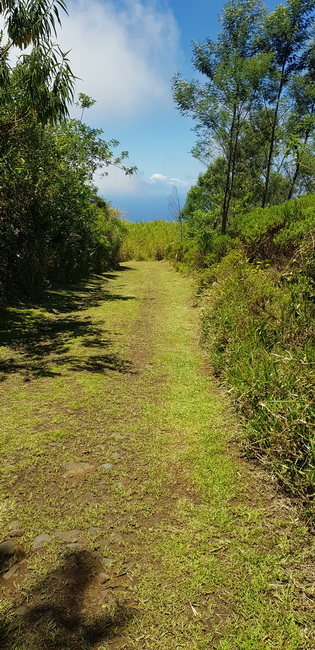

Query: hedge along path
[0,261,314,649]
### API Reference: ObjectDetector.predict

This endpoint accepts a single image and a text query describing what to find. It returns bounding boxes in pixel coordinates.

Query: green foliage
[180,159,225,226]
[0,2,136,303]
[232,193,315,260]
[173,0,315,232]
[172,0,271,232]
[0,0,75,124]
[0,107,133,300]
[199,196,315,517]
[92,199,126,272]
[119,221,183,261]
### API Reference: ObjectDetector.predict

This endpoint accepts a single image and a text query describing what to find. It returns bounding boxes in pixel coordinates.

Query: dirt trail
[0,261,314,649]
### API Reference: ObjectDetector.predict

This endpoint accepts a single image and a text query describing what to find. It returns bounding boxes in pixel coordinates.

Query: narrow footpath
[0,261,314,649]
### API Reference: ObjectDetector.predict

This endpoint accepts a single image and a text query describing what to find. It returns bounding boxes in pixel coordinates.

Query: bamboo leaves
[0,0,75,123]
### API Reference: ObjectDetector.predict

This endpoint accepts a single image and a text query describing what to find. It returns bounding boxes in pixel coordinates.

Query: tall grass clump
[119,220,183,261]
[200,195,315,520]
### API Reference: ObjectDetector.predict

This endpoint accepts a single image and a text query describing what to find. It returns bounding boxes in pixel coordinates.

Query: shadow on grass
[37,274,136,314]
[0,274,136,381]
[0,551,134,649]
[0,542,26,576]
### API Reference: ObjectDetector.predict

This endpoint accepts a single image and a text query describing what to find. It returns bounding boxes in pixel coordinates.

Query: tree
[167,184,181,220]
[168,184,183,242]
[181,160,225,227]
[1,0,67,47]
[259,0,315,207]
[173,0,269,233]
[0,0,75,124]
[0,3,136,301]
[77,93,96,122]
[173,0,315,239]
[0,100,135,298]
[285,42,315,199]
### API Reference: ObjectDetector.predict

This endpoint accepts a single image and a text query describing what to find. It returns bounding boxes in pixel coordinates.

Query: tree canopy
[173,0,315,236]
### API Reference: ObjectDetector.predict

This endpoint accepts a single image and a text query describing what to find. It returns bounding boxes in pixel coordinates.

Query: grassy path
[0,261,314,649]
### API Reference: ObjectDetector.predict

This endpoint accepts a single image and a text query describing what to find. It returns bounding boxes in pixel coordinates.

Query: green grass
[119,220,183,261]
[0,261,314,649]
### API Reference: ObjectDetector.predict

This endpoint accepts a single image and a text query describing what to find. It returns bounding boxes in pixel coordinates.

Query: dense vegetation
[0,0,134,302]
[119,196,315,518]
[197,196,315,518]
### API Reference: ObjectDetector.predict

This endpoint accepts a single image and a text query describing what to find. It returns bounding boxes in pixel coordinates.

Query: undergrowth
[198,195,315,521]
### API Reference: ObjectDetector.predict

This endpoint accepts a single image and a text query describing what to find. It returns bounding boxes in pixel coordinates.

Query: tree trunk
[261,62,285,208]
[224,113,241,230]
[287,103,314,200]
[221,105,237,234]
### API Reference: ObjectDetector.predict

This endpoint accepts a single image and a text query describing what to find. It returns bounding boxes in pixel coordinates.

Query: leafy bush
[91,200,126,273]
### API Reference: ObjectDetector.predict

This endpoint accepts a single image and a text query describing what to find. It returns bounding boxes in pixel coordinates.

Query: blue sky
[58,0,277,221]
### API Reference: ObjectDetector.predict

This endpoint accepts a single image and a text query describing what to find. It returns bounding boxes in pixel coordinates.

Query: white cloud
[148,173,168,183]
[169,177,191,186]
[56,0,181,120]
[95,165,142,195]
[147,172,192,187]
[1,0,181,120]
[95,166,196,196]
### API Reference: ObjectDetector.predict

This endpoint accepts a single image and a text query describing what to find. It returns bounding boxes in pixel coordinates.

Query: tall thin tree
[260,0,315,207]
